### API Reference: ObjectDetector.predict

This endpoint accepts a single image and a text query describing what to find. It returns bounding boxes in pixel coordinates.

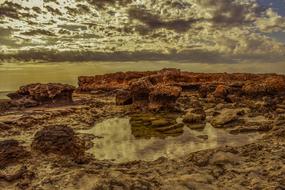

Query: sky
[0,0,285,63]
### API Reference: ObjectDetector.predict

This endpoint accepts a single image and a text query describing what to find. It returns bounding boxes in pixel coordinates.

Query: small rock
[213,85,229,99]
[210,151,239,166]
[211,109,244,128]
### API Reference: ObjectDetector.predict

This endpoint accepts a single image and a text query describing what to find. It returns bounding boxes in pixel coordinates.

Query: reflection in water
[82,118,260,163]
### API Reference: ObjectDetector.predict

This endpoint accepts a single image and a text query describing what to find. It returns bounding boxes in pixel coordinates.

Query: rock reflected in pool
[82,117,260,163]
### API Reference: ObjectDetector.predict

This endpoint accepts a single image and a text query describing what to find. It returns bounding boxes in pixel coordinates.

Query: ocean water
[1,61,285,96]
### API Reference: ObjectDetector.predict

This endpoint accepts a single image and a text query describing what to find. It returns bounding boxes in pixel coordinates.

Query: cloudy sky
[0,0,285,62]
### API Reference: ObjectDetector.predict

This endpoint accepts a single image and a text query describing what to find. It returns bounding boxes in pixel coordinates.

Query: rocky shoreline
[0,68,285,190]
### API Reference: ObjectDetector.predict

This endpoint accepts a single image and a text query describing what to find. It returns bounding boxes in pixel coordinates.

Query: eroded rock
[149,84,181,110]
[8,83,75,107]
[31,125,85,158]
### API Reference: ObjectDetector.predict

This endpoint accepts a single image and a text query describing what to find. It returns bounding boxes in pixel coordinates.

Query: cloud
[128,7,201,33]
[256,8,285,32]
[195,0,259,25]
[0,0,285,63]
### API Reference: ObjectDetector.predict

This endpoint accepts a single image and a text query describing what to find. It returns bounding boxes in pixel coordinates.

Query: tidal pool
[81,118,261,163]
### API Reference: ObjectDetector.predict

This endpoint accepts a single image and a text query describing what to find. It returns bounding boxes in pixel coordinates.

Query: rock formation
[7,83,75,107]
[78,69,285,107]
[31,125,84,158]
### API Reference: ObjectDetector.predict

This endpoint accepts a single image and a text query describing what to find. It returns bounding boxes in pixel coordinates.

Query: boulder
[149,84,182,110]
[0,140,30,168]
[8,83,75,107]
[31,125,84,157]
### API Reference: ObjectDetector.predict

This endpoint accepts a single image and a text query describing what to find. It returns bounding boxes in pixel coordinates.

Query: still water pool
[81,118,261,163]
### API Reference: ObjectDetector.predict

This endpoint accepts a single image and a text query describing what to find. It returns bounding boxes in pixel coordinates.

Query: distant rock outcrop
[77,69,285,110]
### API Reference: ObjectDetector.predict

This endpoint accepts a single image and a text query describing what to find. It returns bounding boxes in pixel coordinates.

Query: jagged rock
[78,71,155,92]
[0,140,30,168]
[129,78,153,106]
[31,125,84,157]
[242,76,285,97]
[211,109,245,128]
[149,84,182,110]
[7,83,75,107]
[115,90,132,105]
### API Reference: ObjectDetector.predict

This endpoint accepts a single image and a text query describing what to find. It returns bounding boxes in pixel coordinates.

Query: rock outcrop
[31,125,84,158]
[149,84,181,110]
[78,69,285,107]
[7,83,75,107]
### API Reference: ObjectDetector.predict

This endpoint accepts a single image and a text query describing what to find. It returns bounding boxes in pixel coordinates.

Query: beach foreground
[0,68,285,190]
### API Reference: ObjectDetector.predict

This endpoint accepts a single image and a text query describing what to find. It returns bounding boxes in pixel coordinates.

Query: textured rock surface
[32,125,84,157]
[7,83,75,107]
[0,69,285,190]
[0,140,29,169]
[149,84,181,110]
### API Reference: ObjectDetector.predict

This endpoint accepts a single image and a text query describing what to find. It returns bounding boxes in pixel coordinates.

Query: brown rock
[31,125,84,157]
[8,83,75,107]
[129,78,153,106]
[0,140,30,168]
[149,84,182,110]
[213,85,229,99]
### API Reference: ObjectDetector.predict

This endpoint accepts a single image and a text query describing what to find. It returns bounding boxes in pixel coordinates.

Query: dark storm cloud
[2,48,284,63]
[128,8,200,33]
[0,49,230,63]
